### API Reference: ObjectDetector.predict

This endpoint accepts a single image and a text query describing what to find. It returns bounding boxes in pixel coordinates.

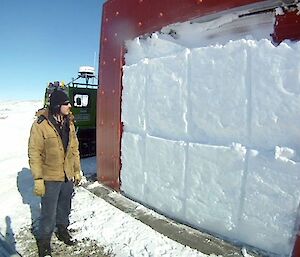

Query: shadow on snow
[17,168,41,236]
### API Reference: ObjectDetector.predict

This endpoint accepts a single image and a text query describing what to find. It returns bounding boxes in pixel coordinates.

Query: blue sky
[0,0,104,101]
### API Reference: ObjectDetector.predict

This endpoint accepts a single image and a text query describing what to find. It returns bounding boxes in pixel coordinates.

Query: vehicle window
[74,94,89,107]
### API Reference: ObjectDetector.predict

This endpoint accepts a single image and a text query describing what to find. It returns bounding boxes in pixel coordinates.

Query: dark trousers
[38,180,73,239]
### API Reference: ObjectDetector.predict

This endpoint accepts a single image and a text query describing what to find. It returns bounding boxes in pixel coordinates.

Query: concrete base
[82,181,265,257]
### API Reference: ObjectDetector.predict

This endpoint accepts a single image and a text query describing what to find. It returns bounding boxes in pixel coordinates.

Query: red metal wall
[272,10,300,43]
[97,0,300,255]
[97,0,269,189]
[97,0,300,190]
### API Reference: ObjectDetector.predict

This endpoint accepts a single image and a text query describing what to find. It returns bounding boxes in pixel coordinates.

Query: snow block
[185,143,245,237]
[121,132,145,201]
[121,31,300,255]
[189,41,248,145]
[144,136,186,219]
[251,40,300,151]
[238,150,300,255]
[122,63,147,134]
[147,50,189,140]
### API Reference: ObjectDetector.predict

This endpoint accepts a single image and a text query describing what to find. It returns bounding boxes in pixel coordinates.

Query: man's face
[60,102,71,116]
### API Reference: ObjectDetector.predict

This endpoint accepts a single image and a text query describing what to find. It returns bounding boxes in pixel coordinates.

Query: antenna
[93,51,97,84]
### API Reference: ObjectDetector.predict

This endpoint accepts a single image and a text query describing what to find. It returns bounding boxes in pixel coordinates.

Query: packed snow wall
[121,12,300,256]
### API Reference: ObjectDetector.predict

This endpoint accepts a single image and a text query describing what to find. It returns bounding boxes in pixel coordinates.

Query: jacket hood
[35,107,75,122]
[35,108,49,118]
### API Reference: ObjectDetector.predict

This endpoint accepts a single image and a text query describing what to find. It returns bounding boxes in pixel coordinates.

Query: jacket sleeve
[71,123,81,175]
[28,122,44,179]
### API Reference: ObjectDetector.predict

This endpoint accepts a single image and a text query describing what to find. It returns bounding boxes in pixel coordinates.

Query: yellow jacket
[28,108,81,181]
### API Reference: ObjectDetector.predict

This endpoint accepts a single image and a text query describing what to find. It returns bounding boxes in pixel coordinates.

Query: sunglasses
[61,101,70,106]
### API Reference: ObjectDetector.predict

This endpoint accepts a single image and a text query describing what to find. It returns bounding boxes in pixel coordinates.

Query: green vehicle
[44,66,97,157]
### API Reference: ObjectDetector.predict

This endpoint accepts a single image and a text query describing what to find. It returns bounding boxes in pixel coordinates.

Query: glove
[34,179,45,197]
[74,173,82,186]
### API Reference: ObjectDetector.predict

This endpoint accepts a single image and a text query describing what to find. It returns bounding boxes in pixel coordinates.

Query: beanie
[49,90,69,114]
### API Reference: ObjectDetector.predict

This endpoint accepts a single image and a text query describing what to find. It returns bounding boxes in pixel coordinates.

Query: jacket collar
[35,107,74,122]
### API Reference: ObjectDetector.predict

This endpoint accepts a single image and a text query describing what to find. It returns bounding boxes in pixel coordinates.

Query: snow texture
[121,11,300,256]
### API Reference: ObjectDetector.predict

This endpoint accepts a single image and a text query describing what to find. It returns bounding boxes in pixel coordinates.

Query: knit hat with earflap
[49,90,69,114]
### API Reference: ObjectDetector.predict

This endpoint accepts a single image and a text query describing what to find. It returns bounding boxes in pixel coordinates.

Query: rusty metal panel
[272,10,300,44]
[97,0,270,190]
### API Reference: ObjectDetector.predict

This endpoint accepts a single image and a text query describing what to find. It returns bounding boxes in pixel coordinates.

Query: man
[28,90,82,257]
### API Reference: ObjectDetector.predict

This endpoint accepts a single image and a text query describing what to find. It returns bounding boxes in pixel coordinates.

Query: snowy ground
[0,100,217,257]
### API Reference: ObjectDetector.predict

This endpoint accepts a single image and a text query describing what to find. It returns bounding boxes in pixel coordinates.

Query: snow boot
[55,224,76,245]
[37,238,51,257]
